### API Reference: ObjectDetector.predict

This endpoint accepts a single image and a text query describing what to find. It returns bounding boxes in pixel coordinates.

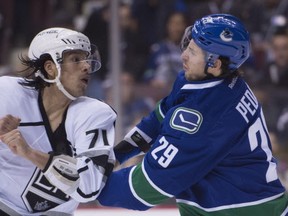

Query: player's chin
[184,72,192,81]
[78,81,89,92]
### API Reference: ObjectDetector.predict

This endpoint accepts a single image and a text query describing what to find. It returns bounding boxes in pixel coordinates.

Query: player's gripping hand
[114,140,142,164]
[114,138,150,164]
[0,114,21,135]
[0,129,31,158]
[114,127,151,164]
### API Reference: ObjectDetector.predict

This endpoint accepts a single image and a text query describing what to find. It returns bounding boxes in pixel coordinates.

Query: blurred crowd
[1,0,288,190]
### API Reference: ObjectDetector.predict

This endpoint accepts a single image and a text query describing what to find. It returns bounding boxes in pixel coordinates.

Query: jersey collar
[181,79,224,90]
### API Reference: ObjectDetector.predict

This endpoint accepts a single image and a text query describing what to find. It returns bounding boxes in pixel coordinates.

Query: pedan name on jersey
[235,89,258,123]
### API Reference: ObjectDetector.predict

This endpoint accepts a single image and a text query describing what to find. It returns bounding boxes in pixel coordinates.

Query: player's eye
[71,56,82,63]
[70,56,89,65]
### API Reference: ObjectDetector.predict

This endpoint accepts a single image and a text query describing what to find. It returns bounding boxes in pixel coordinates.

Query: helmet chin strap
[55,77,76,100]
[35,67,77,101]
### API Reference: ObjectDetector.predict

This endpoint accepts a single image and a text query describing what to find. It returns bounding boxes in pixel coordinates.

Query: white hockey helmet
[28,27,101,100]
[28,27,101,72]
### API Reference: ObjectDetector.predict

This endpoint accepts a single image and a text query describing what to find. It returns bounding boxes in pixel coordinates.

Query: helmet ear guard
[205,52,219,68]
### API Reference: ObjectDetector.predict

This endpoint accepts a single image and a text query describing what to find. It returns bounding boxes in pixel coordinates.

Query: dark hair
[17,54,53,90]
[219,56,242,79]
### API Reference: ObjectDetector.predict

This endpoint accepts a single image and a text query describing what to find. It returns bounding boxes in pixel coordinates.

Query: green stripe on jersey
[178,193,288,216]
[131,164,169,205]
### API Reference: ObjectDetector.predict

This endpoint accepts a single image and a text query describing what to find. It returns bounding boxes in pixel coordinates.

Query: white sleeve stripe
[281,206,288,216]
[124,127,152,147]
[176,193,285,212]
[157,103,165,119]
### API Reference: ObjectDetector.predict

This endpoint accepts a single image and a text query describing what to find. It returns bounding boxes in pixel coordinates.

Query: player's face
[272,35,288,68]
[181,39,207,81]
[59,50,91,97]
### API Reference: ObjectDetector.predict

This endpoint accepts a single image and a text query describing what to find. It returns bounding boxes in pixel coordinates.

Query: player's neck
[42,86,70,114]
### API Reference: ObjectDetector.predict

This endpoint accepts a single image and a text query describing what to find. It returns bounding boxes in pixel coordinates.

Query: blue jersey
[98,72,288,215]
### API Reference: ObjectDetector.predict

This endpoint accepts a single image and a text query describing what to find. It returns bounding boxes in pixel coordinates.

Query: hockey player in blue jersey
[97,14,288,215]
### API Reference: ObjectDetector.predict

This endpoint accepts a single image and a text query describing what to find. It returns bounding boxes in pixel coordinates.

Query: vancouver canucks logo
[170,107,203,134]
[220,28,233,42]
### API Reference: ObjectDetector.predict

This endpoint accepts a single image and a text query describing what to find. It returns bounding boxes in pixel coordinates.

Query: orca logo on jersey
[170,107,203,134]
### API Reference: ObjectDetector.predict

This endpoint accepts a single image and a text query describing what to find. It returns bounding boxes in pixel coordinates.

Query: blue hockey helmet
[180,14,250,71]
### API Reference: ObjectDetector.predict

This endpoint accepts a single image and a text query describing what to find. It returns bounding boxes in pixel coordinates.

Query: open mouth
[81,78,89,85]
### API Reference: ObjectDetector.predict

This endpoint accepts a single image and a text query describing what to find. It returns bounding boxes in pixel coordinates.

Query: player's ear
[44,60,57,78]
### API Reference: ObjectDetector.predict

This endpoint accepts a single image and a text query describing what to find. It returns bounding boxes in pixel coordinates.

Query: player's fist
[0,114,21,135]
[0,129,31,158]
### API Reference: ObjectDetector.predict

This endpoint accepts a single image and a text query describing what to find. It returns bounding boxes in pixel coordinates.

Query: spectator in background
[269,131,288,191]
[261,0,288,41]
[120,2,150,82]
[253,27,288,150]
[83,3,109,82]
[82,3,109,99]
[185,0,264,35]
[260,27,288,89]
[129,0,188,81]
[277,108,288,145]
[130,0,176,49]
[83,1,148,97]
[144,11,188,101]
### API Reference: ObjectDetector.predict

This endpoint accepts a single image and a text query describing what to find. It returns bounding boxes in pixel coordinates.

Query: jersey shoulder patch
[169,107,203,134]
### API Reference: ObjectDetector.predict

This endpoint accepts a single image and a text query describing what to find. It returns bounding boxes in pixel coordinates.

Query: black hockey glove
[114,130,150,164]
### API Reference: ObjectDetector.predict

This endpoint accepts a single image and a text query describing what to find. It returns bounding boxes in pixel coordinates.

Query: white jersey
[0,76,116,215]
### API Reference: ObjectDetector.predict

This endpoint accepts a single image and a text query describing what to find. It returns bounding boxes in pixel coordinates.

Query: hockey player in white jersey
[0,28,116,215]
[97,14,288,215]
